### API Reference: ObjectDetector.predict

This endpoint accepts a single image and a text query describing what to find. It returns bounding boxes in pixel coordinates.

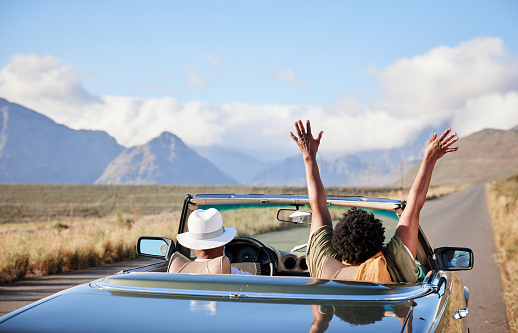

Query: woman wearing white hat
[170,208,249,275]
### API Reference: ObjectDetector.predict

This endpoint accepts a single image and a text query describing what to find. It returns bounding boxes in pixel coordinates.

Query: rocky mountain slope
[402,127,518,186]
[0,98,124,184]
[246,127,518,187]
[193,145,267,185]
[96,132,238,185]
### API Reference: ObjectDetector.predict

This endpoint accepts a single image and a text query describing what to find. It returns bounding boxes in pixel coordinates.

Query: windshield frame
[176,194,432,271]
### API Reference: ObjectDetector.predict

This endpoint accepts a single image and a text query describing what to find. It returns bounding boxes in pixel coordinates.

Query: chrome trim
[429,272,454,332]
[115,261,169,275]
[453,308,469,319]
[92,279,434,302]
[190,194,401,211]
[291,243,307,252]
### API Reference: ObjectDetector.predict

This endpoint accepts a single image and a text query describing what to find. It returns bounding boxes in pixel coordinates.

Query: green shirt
[306,226,418,283]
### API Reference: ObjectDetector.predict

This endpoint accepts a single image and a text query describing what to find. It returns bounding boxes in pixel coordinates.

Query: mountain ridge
[401,128,518,187]
[0,98,124,184]
[1,98,517,186]
[96,131,239,185]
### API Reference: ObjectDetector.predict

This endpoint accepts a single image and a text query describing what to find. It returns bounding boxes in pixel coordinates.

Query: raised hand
[397,128,459,259]
[424,128,459,162]
[290,120,323,160]
[290,119,331,231]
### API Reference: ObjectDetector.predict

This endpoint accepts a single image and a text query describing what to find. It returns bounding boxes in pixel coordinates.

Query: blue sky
[1,1,517,160]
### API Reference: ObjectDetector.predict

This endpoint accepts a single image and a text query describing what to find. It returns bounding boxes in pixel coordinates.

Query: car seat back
[167,252,231,274]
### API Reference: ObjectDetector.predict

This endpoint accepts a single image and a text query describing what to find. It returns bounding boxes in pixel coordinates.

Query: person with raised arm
[290,120,458,282]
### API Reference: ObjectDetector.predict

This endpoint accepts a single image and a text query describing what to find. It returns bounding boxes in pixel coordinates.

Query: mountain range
[403,126,518,187]
[1,98,517,186]
[0,99,124,184]
[96,132,237,185]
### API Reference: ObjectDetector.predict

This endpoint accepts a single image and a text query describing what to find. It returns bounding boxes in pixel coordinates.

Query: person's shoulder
[385,234,403,249]
[309,225,333,239]
[384,234,413,259]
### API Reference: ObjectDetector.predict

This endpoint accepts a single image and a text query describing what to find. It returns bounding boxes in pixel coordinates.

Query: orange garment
[344,251,392,283]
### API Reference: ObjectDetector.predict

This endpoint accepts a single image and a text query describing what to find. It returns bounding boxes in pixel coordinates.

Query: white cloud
[134,85,170,95]
[0,54,101,106]
[206,54,219,67]
[183,65,207,89]
[186,74,207,89]
[376,37,518,116]
[270,68,300,86]
[0,54,102,126]
[1,38,517,161]
[270,68,309,97]
[452,91,518,136]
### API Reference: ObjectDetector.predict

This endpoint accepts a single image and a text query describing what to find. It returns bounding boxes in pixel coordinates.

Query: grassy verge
[486,175,518,331]
[0,208,300,284]
[0,212,177,283]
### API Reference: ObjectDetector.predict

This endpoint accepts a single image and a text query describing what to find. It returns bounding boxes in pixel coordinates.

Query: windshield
[197,204,399,253]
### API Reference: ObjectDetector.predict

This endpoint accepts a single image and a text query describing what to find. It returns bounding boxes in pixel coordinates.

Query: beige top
[307,226,419,283]
[167,252,231,274]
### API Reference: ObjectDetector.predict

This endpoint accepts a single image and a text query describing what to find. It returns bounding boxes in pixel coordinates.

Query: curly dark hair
[331,208,385,265]
[333,305,385,326]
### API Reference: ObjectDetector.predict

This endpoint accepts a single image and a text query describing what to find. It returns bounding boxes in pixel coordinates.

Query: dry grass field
[0,184,396,224]
[0,183,459,284]
[486,176,518,331]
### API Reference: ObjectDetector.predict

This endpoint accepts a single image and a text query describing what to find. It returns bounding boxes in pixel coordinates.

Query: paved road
[419,185,509,332]
[0,257,159,317]
[1,185,510,331]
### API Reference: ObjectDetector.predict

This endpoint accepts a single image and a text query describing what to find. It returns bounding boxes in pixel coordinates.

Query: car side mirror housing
[137,236,176,261]
[277,209,312,224]
[434,247,474,271]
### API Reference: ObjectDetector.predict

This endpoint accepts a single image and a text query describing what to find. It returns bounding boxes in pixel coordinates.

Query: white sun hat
[176,208,236,250]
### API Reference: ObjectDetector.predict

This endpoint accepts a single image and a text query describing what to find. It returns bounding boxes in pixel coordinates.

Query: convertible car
[0,194,473,332]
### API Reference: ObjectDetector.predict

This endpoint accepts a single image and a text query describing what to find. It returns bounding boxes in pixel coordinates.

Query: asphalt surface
[0,185,511,331]
[0,257,159,317]
[419,185,509,332]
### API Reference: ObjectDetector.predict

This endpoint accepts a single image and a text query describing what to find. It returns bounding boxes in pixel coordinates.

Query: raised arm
[290,120,332,233]
[396,129,459,258]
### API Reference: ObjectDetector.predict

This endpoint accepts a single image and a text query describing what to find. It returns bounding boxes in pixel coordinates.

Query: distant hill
[96,132,239,185]
[242,127,437,186]
[248,126,518,187]
[322,154,385,186]
[0,98,124,184]
[402,128,518,186]
[250,155,400,186]
[250,155,305,185]
[354,126,440,173]
[249,153,409,187]
[193,145,267,185]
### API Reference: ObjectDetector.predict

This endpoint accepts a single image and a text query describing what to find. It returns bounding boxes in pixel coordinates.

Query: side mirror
[434,247,474,271]
[136,236,176,260]
[277,209,312,224]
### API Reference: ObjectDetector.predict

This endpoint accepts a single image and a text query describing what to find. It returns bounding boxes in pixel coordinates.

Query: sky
[1,0,517,161]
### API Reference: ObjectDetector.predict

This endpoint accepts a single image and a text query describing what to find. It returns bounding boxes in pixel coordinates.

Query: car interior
[136,200,434,281]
